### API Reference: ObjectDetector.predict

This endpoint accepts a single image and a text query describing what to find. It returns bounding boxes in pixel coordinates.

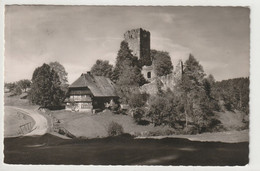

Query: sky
[4,6,250,83]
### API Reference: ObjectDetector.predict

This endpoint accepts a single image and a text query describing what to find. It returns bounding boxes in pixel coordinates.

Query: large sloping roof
[69,73,117,97]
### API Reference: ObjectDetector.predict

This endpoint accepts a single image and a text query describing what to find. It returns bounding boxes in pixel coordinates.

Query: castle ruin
[124,28,184,94]
[124,28,151,66]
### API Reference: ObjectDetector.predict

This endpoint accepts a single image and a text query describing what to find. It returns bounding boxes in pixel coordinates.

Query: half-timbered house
[64,72,118,112]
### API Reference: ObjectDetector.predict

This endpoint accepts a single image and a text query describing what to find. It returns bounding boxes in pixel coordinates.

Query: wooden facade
[65,72,118,112]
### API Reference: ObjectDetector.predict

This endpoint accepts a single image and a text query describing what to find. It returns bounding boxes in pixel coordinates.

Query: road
[7,106,48,136]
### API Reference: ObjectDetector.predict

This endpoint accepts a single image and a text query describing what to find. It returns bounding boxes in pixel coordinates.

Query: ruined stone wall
[124,28,151,66]
[140,60,183,95]
[140,72,180,95]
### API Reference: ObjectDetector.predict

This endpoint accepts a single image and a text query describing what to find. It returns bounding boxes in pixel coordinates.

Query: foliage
[110,99,120,112]
[90,60,113,79]
[128,92,149,108]
[4,82,16,92]
[107,121,124,136]
[113,41,147,104]
[211,77,249,114]
[127,92,149,123]
[115,66,144,104]
[5,80,30,95]
[174,54,217,133]
[112,41,139,82]
[49,61,69,91]
[131,107,146,123]
[147,90,181,127]
[150,49,173,76]
[13,86,22,95]
[17,79,31,92]
[28,63,65,108]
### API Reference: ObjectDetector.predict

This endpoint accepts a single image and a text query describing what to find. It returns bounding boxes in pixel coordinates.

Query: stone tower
[174,60,184,80]
[124,28,151,66]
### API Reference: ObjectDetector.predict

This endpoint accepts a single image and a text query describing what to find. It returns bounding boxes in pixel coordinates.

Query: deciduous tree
[17,79,31,92]
[151,49,173,77]
[28,63,65,108]
[49,61,68,91]
[90,60,113,79]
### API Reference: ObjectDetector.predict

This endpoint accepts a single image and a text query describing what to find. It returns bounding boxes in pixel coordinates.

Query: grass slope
[4,107,35,137]
[51,110,174,138]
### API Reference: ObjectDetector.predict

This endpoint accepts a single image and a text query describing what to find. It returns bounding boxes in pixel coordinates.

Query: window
[147,72,151,78]
[81,102,92,109]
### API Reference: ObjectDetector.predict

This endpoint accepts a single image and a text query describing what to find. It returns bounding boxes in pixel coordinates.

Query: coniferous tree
[112,41,138,82]
[28,63,65,108]
[113,41,146,104]
[115,60,146,103]
[175,54,215,132]
[212,77,249,114]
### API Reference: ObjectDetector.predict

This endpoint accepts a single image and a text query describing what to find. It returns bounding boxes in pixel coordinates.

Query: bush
[132,107,146,123]
[107,122,124,136]
[12,86,22,95]
[128,92,149,108]
[110,100,120,113]
[183,125,199,135]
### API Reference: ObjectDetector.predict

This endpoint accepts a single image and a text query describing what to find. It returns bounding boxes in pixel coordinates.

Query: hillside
[4,93,249,142]
[50,109,249,142]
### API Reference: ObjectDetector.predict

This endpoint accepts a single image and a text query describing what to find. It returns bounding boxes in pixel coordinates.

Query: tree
[150,49,173,76]
[28,63,65,108]
[49,61,68,91]
[112,41,147,105]
[147,90,180,126]
[90,60,113,79]
[212,77,249,114]
[112,41,139,82]
[13,86,22,95]
[128,91,149,123]
[4,82,16,92]
[175,54,214,133]
[17,79,31,92]
[115,61,146,104]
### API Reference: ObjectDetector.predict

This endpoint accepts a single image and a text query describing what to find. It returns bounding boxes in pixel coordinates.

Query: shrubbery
[127,92,149,123]
[107,122,124,136]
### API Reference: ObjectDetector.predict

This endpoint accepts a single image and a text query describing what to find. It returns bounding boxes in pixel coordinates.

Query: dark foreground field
[4,134,248,165]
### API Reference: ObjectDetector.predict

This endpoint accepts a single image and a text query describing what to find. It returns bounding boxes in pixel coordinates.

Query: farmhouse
[64,72,118,112]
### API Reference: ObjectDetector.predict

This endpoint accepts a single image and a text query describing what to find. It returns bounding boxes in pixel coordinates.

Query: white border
[1,1,260,171]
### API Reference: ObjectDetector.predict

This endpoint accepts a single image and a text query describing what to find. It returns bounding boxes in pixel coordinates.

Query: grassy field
[138,129,249,143]
[4,93,39,110]
[4,107,35,137]
[51,109,175,138]
[4,93,39,137]
[50,109,249,142]
[4,93,249,143]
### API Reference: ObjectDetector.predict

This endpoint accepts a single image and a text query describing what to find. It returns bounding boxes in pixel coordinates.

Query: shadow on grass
[4,133,249,165]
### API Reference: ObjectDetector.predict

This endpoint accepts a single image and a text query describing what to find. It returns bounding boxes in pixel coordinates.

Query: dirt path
[7,106,48,136]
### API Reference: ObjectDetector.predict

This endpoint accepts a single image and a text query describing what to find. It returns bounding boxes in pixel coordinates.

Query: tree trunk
[239,90,242,108]
[184,110,188,134]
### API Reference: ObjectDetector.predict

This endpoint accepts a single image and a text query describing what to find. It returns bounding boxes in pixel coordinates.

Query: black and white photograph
[1,2,259,169]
